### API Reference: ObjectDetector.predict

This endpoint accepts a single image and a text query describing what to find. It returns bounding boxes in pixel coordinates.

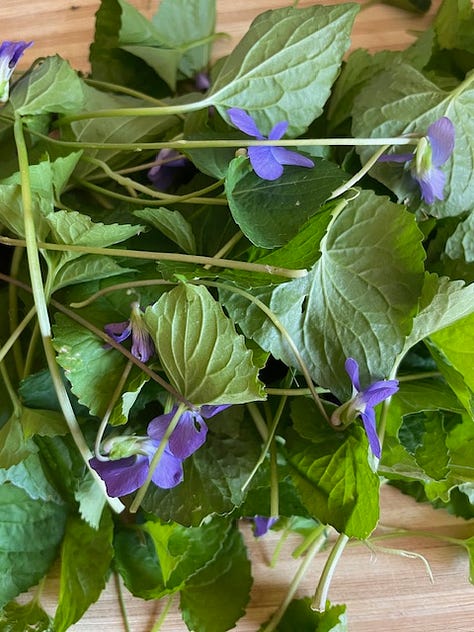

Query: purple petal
[360,380,399,408]
[427,117,455,167]
[147,409,177,441]
[168,411,208,459]
[378,152,415,164]
[200,404,230,419]
[268,121,288,141]
[130,328,154,363]
[0,41,33,68]
[270,146,314,169]
[150,449,184,488]
[416,167,446,204]
[248,146,284,180]
[253,516,278,537]
[195,71,211,91]
[104,320,131,343]
[227,108,263,139]
[344,358,361,392]
[90,454,148,497]
[360,409,381,458]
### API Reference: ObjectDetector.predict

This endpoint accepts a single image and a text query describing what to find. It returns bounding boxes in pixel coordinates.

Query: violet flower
[330,358,399,459]
[379,117,455,204]
[252,516,278,537]
[90,404,229,497]
[227,108,314,181]
[104,301,154,363]
[148,148,191,191]
[0,40,33,102]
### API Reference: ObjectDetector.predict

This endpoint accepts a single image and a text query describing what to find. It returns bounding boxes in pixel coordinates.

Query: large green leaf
[180,527,252,632]
[352,64,474,217]
[286,398,380,539]
[0,484,67,607]
[225,156,347,248]
[144,284,265,405]
[430,312,474,391]
[208,4,359,135]
[53,511,114,632]
[223,190,425,399]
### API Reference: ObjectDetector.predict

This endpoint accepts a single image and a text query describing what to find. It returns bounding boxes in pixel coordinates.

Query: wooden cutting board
[3,1,474,630]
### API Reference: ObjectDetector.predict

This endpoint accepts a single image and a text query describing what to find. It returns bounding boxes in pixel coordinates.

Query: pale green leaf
[51,255,135,292]
[144,284,265,405]
[209,4,359,135]
[352,64,474,217]
[0,484,66,607]
[445,213,474,262]
[0,454,63,503]
[53,511,114,632]
[74,475,107,530]
[430,312,474,391]
[134,207,196,254]
[0,412,37,469]
[223,190,425,399]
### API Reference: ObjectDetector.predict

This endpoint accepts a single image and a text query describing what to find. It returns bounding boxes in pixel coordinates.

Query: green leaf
[223,190,425,399]
[51,255,135,292]
[434,0,474,53]
[180,527,252,632]
[144,284,265,405]
[225,156,347,248]
[53,511,114,632]
[261,598,347,631]
[10,56,85,115]
[463,536,474,584]
[402,273,474,354]
[53,312,129,418]
[352,64,474,217]
[0,413,37,469]
[430,312,474,391]
[74,475,107,530]
[286,398,380,539]
[445,212,474,262]
[114,525,165,599]
[426,340,474,415]
[0,454,63,503]
[209,4,359,135]
[0,484,67,608]
[145,517,231,591]
[134,207,196,254]
[119,45,182,90]
[152,0,216,78]
[142,406,262,525]
[0,599,53,631]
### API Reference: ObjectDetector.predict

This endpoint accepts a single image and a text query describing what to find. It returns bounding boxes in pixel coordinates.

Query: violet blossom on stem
[90,404,229,497]
[0,40,33,102]
[147,148,191,191]
[379,117,455,204]
[252,516,279,537]
[227,108,314,181]
[331,358,399,458]
[104,301,154,362]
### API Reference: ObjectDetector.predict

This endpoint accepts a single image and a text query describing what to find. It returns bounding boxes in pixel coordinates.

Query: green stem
[269,436,279,518]
[129,403,187,513]
[0,235,308,280]
[397,371,442,381]
[203,230,243,270]
[263,526,327,632]
[0,305,36,365]
[8,245,26,378]
[0,361,22,413]
[312,532,349,612]
[328,144,391,200]
[151,595,175,632]
[247,402,269,441]
[114,572,132,632]
[85,77,179,108]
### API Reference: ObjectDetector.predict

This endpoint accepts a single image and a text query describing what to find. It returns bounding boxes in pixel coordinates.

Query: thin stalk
[8,245,26,378]
[21,319,40,378]
[328,144,390,200]
[129,403,187,512]
[203,230,243,270]
[151,595,175,632]
[269,437,279,518]
[85,77,180,108]
[69,279,174,308]
[397,371,442,381]
[0,235,308,279]
[263,527,327,632]
[114,572,132,632]
[0,361,22,413]
[0,305,36,365]
[247,402,269,441]
[312,532,349,612]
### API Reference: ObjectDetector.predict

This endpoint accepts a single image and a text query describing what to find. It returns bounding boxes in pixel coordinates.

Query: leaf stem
[129,403,187,513]
[328,144,391,200]
[114,572,132,632]
[312,532,349,612]
[151,595,175,632]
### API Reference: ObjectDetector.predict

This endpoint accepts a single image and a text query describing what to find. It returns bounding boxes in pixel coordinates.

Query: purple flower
[252,516,278,537]
[148,149,191,191]
[104,301,154,363]
[89,404,229,497]
[331,358,399,458]
[379,117,455,204]
[227,108,314,181]
[194,71,210,92]
[0,40,33,102]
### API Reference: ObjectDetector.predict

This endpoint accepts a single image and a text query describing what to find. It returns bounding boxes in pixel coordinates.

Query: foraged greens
[0,0,473,630]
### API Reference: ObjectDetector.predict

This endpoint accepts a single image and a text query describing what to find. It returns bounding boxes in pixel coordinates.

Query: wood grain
[3,1,473,630]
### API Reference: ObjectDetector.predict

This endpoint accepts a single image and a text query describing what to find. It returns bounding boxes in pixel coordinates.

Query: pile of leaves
[0,0,473,629]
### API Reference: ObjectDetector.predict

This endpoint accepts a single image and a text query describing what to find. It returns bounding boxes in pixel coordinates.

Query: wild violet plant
[0,0,473,630]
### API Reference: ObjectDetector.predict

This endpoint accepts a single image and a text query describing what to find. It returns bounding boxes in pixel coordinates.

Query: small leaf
[53,511,114,632]
[180,527,252,632]
[144,284,265,405]
[0,412,37,469]
[0,599,53,632]
[209,4,359,135]
[261,598,347,632]
[134,207,196,254]
[0,484,67,608]
[0,454,63,503]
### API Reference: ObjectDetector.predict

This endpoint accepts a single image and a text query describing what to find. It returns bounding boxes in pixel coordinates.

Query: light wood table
[3,1,474,630]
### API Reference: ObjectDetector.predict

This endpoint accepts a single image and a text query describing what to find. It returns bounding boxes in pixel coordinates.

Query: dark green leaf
[261,598,347,632]
[0,599,53,632]
[134,207,196,254]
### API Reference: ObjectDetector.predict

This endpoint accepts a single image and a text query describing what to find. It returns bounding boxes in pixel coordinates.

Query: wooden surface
[4,0,474,630]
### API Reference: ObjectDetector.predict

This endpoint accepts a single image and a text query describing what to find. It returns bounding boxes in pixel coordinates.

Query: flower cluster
[90,405,229,497]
